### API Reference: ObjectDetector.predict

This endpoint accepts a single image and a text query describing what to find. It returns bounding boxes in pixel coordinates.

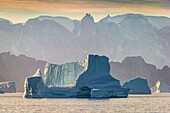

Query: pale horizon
[1,0,170,23]
[1,13,170,24]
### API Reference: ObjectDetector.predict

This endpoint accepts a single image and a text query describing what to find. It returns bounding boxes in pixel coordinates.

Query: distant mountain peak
[81,13,94,21]
[106,15,111,18]
[80,13,95,36]
[84,13,92,17]
[162,65,170,70]
[121,56,145,64]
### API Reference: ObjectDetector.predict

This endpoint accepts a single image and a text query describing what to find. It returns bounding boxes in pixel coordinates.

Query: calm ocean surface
[0,93,169,113]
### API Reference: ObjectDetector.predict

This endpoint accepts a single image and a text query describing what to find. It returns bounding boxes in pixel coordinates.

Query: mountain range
[0,13,170,68]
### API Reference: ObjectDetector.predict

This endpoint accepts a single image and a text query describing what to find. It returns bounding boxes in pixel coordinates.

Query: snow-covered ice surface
[0,93,169,113]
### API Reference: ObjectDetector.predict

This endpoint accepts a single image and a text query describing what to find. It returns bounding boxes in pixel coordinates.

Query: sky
[0,0,170,23]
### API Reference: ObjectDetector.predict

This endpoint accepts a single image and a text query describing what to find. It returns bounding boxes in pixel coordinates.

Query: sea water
[0,93,169,113]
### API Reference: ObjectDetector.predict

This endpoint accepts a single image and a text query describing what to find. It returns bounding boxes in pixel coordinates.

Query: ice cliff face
[76,55,121,89]
[0,81,16,93]
[23,74,44,98]
[123,78,151,94]
[44,62,86,87]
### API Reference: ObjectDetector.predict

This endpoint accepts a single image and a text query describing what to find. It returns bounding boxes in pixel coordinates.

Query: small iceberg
[0,90,4,94]
[123,78,151,94]
[0,81,16,93]
[151,81,170,93]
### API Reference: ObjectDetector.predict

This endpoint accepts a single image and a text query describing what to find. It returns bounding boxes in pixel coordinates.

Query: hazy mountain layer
[0,14,170,68]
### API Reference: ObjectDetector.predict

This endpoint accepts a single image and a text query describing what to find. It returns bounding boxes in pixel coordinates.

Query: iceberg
[0,81,16,93]
[23,55,129,98]
[23,75,44,98]
[151,81,170,93]
[123,78,151,94]
[0,90,4,94]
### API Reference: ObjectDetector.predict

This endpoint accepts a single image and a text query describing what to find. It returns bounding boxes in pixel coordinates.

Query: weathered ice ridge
[123,78,151,94]
[0,81,16,93]
[23,55,129,98]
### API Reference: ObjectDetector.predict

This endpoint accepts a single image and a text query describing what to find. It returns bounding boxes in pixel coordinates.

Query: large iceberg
[123,78,151,94]
[23,55,129,98]
[0,81,16,93]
